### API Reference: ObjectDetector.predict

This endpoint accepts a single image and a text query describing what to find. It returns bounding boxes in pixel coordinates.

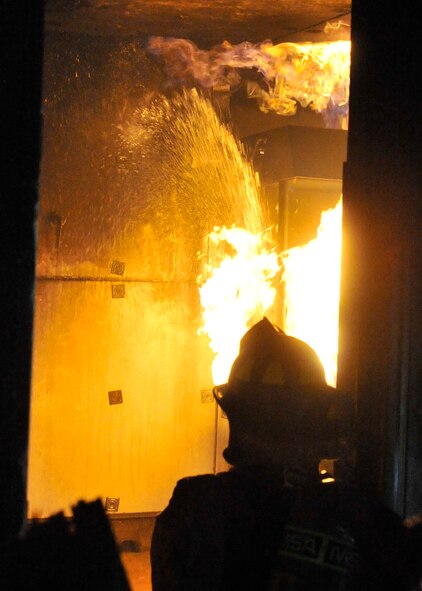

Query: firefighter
[151,318,421,591]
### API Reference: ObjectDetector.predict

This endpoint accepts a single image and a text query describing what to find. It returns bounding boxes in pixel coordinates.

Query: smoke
[147,37,351,128]
[147,37,244,90]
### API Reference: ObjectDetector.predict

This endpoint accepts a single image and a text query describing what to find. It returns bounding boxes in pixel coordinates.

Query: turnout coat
[151,467,421,591]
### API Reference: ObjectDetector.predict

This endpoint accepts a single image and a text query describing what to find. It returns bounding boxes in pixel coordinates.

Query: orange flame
[248,41,350,127]
[199,200,343,388]
[282,199,343,386]
[198,226,279,385]
[148,38,351,127]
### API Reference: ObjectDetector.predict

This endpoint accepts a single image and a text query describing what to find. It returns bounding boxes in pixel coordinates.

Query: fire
[148,38,351,127]
[198,226,279,385]
[282,199,343,386]
[198,199,343,388]
[248,41,350,128]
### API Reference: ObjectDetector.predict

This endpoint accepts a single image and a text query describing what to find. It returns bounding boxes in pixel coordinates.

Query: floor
[110,515,157,591]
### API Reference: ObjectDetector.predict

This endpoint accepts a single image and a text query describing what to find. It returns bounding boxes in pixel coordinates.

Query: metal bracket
[111,284,125,298]
[105,497,120,512]
[201,389,214,403]
[110,260,125,276]
[108,390,123,405]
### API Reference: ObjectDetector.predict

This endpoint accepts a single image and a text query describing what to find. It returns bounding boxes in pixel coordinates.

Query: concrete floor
[110,515,157,591]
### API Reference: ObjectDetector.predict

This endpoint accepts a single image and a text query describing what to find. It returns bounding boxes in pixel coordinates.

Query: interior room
[2,1,421,589]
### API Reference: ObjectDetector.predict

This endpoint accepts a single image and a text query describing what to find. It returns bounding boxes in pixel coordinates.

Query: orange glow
[282,199,343,386]
[199,200,343,388]
[251,40,351,127]
[198,226,279,385]
[148,38,351,128]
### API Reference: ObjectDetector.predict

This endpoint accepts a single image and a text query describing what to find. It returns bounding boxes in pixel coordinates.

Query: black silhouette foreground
[151,318,422,591]
[2,499,130,591]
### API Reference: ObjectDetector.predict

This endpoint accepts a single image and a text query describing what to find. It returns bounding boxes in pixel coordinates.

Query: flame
[148,37,351,127]
[199,199,343,387]
[282,199,343,386]
[248,41,350,127]
[198,226,279,385]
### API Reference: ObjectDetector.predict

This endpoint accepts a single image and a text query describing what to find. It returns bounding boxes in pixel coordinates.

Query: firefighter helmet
[213,317,354,466]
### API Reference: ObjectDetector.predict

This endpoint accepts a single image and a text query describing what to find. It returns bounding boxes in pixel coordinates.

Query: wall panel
[28,279,215,516]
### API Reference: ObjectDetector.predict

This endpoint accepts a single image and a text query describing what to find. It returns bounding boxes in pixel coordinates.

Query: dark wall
[0,1,44,544]
[338,0,422,515]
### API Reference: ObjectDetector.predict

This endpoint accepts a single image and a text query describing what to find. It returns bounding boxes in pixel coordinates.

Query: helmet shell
[214,318,354,466]
[228,317,327,388]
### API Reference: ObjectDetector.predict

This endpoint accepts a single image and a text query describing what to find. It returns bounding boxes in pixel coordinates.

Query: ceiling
[44,0,351,47]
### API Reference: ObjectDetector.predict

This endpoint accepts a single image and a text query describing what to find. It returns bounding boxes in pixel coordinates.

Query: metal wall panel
[28,279,216,516]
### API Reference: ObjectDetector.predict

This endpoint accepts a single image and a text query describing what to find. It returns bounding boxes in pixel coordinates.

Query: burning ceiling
[147,36,351,128]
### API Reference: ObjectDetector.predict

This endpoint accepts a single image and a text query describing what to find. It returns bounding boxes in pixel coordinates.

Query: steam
[147,37,351,127]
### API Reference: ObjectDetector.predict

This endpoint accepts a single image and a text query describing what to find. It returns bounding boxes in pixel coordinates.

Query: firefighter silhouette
[151,318,421,591]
